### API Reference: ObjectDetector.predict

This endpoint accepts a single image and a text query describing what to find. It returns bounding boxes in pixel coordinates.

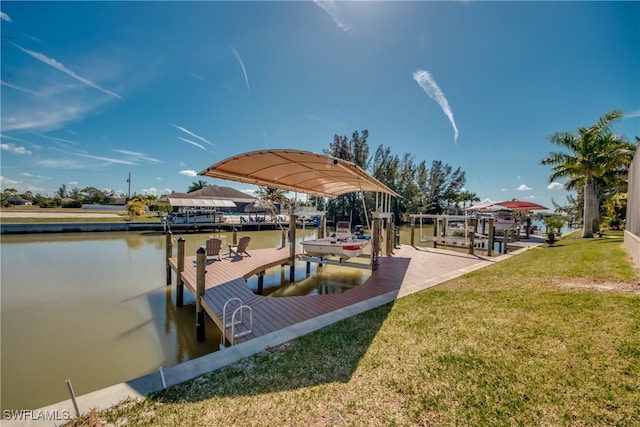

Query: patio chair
[205,238,223,261]
[228,235,251,258]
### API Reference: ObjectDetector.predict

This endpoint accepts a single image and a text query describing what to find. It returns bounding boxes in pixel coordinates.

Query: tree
[541,110,636,238]
[188,180,209,193]
[421,160,466,214]
[455,191,480,212]
[80,187,114,205]
[55,184,68,199]
[325,130,372,224]
[257,187,288,213]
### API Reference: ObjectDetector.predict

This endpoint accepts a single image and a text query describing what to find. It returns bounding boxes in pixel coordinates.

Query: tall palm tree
[187,180,209,193]
[541,110,635,238]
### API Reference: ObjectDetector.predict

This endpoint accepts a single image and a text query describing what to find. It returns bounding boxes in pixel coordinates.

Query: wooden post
[257,271,265,295]
[433,217,439,248]
[386,217,393,255]
[306,261,311,275]
[371,218,380,270]
[232,228,238,245]
[320,216,326,239]
[281,229,286,249]
[195,246,206,342]
[487,219,494,257]
[165,231,173,285]
[176,237,185,307]
[468,219,477,255]
[410,216,415,247]
[289,214,297,282]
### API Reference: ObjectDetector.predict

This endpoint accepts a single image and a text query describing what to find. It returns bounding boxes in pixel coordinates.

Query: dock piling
[195,246,206,342]
[176,237,185,307]
[165,231,173,285]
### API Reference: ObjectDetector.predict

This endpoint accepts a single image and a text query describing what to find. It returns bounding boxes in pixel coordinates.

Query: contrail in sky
[14,43,123,100]
[171,124,214,146]
[230,46,250,95]
[177,136,206,151]
[413,69,459,143]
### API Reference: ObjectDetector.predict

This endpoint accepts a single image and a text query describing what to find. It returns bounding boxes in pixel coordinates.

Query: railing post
[232,228,238,245]
[165,231,173,285]
[196,246,206,342]
[176,237,185,307]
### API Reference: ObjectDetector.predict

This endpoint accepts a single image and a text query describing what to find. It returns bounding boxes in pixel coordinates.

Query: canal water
[1,227,382,412]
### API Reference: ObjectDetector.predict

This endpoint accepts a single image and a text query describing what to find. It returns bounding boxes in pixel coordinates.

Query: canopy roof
[467,200,548,211]
[167,198,236,208]
[199,149,399,198]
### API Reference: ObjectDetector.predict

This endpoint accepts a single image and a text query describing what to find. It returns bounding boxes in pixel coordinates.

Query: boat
[301,221,369,259]
[473,209,518,232]
[170,208,225,224]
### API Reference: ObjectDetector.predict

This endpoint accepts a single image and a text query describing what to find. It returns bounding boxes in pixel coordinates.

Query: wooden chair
[205,238,223,261]
[228,235,251,258]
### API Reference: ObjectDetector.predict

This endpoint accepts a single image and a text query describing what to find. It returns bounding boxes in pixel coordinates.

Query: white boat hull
[301,238,369,259]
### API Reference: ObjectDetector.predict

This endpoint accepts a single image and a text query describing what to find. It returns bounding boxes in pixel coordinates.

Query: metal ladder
[220,297,253,348]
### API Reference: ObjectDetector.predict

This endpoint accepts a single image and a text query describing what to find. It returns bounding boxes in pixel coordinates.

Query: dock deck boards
[168,245,412,345]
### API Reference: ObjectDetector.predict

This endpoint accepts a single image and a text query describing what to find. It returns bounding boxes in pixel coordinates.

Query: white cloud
[179,170,198,177]
[0,176,20,186]
[1,12,11,22]
[313,1,351,32]
[517,184,532,191]
[230,46,251,95]
[412,70,459,143]
[624,110,640,119]
[547,182,565,190]
[1,143,32,155]
[500,188,507,192]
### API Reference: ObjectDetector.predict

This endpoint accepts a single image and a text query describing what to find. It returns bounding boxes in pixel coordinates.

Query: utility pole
[126,172,131,200]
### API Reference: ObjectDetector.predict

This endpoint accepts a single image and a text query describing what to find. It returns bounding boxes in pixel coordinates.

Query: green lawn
[71,231,640,426]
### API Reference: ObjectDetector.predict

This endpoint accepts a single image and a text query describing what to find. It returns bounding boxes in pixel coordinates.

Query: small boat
[473,209,517,232]
[301,221,369,259]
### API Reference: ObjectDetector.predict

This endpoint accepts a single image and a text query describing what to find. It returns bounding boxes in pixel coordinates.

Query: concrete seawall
[0,222,161,234]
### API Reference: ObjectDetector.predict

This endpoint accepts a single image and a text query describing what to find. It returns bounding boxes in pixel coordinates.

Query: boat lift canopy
[198,149,399,198]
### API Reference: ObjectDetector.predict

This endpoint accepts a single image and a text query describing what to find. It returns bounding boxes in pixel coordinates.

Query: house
[164,185,256,213]
[4,197,33,206]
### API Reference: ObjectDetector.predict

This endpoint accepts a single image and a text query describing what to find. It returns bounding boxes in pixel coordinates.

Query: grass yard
[70,231,640,426]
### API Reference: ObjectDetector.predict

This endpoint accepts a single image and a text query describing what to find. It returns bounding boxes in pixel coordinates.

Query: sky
[1,1,639,211]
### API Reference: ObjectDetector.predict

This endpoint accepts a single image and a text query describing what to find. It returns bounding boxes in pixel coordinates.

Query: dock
[167,243,412,346]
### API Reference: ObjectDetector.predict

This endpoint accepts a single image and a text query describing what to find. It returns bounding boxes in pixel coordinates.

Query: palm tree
[187,180,209,193]
[257,187,289,213]
[455,190,480,213]
[540,110,636,238]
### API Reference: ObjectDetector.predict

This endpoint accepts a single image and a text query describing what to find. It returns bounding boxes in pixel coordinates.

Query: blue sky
[1,1,638,210]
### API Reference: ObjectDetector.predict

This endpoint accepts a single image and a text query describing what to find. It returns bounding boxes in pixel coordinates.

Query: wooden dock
[168,245,411,346]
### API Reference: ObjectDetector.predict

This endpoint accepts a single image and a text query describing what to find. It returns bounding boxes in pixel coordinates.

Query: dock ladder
[220,297,253,348]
